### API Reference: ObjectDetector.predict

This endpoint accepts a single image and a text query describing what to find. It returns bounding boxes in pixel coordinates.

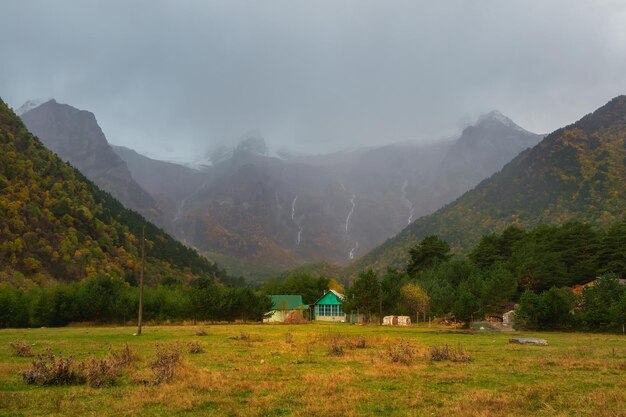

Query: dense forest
[343,220,626,332]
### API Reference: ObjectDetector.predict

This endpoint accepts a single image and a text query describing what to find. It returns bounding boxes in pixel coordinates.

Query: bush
[9,340,34,357]
[429,344,471,363]
[386,340,414,365]
[188,341,204,354]
[353,337,367,349]
[81,358,120,387]
[150,344,182,385]
[20,351,84,386]
[327,335,344,357]
[109,343,138,367]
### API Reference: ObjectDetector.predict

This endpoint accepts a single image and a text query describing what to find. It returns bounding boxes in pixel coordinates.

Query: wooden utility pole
[137,225,146,335]
[379,285,383,325]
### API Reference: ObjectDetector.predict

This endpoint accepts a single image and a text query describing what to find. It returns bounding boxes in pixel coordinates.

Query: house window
[316,303,344,317]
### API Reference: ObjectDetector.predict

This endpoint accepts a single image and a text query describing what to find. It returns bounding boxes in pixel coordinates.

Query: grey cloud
[1,0,625,160]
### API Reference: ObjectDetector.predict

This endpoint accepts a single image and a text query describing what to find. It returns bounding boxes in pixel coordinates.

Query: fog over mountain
[17,99,542,270]
[1,1,626,160]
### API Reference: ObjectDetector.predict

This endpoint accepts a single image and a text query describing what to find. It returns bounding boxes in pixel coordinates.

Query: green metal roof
[269,295,305,310]
[313,290,344,305]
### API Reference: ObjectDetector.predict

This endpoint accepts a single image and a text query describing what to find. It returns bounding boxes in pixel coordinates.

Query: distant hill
[352,95,626,274]
[19,100,161,223]
[0,98,223,286]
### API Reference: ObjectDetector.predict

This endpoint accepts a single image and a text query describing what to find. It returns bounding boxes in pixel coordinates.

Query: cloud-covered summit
[1,1,625,161]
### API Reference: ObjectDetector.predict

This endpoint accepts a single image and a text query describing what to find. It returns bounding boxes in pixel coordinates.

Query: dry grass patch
[9,340,34,357]
[430,344,471,363]
[188,341,204,354]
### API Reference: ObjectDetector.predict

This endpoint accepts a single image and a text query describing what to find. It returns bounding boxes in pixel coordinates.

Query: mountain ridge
[0,98,223,286]
[351,95,626,274]
[19,100,161,223]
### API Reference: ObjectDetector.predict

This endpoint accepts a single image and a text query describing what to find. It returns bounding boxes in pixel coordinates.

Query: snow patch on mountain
[16,99,48,116]
[477,110,529,133]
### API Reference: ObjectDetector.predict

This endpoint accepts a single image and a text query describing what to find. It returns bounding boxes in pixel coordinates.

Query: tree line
[0,273,272,328]
[342,220,626,331]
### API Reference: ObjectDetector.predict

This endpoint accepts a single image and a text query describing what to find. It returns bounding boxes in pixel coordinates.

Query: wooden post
[379,286,383,325]
[137,225,145,335]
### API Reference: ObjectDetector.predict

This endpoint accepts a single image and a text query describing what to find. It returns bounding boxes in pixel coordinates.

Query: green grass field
[0,324,624,417]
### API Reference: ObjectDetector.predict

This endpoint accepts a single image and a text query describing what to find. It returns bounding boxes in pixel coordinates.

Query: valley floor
[0,324,624,417]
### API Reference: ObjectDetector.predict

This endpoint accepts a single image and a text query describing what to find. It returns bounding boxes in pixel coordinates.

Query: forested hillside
[353,95,626,274]
[0,99,223,286]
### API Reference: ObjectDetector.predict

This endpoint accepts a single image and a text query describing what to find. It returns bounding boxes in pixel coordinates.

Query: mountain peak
[476,110,522,129]
[16,99,48,116]
[234,132,268,156]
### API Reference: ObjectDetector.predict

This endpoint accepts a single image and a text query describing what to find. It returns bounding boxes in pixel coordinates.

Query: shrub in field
[347,337,367,349]
[9,341,34,357]
[386,340,415,365]
[81,358,120,388]
[150,344,182,385]
[109,343,138,367]
[188,341,204,354]
[20,351,84,386]
[429,344,471,363]
[327,335,344,356]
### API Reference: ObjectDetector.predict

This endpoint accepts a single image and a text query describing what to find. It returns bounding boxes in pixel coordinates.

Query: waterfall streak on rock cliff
[291,195,303,245]
[401,180,415,225]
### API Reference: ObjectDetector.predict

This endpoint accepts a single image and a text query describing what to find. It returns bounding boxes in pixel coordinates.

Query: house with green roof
[313,290,346,322]
[263,295,307,323]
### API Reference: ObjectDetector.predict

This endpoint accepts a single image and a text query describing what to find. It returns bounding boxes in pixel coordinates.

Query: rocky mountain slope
[20,100,161,222]
[118,115,541,269]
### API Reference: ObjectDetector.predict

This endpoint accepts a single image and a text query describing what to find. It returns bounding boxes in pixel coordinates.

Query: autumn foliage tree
[400,282,429,324]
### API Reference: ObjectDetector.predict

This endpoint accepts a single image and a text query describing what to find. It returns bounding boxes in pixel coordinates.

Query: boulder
[508,338,548,346]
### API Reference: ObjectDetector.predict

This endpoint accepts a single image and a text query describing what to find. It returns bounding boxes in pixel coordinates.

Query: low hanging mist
[2,1,626,161]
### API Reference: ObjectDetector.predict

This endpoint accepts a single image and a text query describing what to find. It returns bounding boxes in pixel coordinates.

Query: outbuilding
[263,295,307,323]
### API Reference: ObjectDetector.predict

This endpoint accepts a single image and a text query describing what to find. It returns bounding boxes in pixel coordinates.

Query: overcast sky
[1,1,626,160]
